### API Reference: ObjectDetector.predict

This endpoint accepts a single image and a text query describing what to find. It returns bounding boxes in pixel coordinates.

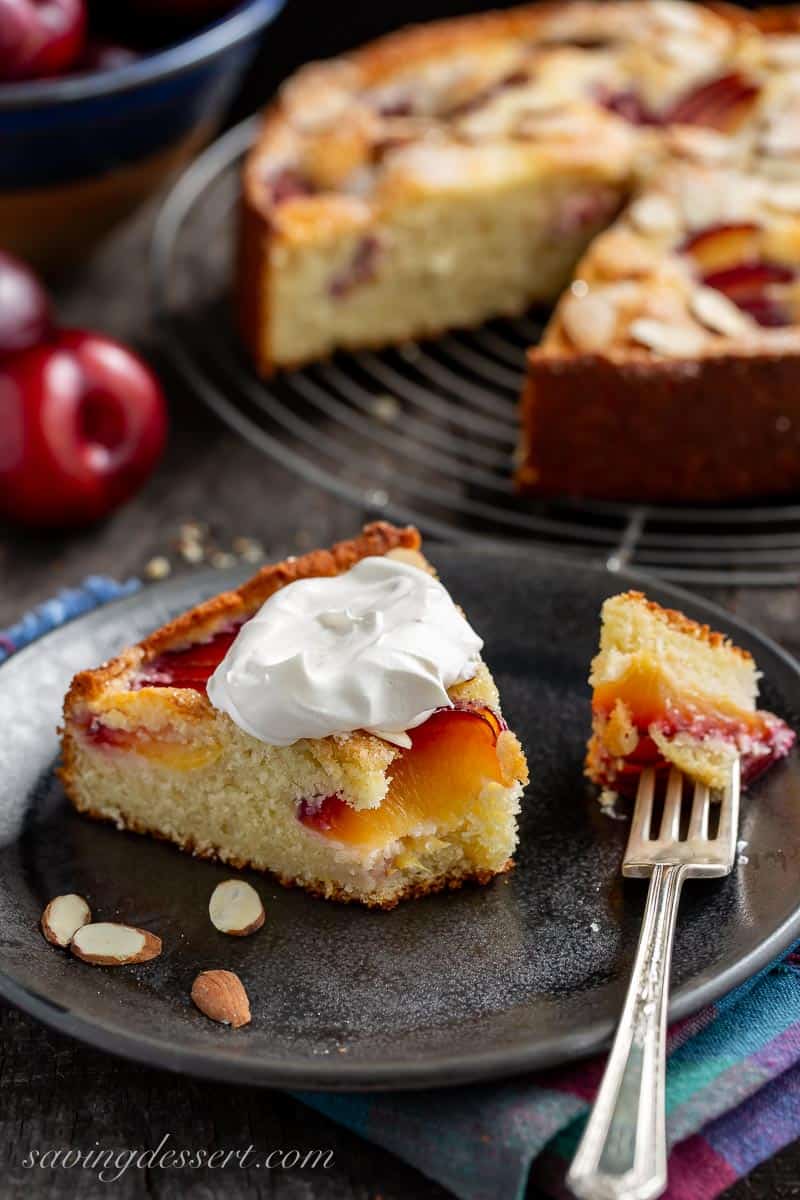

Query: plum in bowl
[0,0,284,269]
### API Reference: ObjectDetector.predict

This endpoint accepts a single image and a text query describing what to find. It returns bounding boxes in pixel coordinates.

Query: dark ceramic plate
[1,549,800,1091]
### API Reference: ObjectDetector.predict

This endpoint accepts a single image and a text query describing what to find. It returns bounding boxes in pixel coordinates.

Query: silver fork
[567,760,741,1200]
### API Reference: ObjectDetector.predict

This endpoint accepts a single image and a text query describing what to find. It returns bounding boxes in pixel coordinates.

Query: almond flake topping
[766,182,800,214]
[649,0,702,33]
[669,127,738,169]
[629,193,681,236]
[690,287,753,338]
[629,318,706,357]
[561,291,618,353]
[764,36,800,69]
[761,102,800,158]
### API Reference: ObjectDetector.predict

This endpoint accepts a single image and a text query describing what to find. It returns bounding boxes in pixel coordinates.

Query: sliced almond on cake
[70,922,162,966]
[561,291,618,353]
[191,970,251,1028]
[209,880,265,937]
[690,286,754,337]
[766,182,800,215]
[629,317,706,357]
[41,894,91,948]
[592,231,661,279]
[629,193,681,237]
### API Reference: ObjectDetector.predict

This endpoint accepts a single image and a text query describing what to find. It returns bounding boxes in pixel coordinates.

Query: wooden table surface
[3,2,800,1188]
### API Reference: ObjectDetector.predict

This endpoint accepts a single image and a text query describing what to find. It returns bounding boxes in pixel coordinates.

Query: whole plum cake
[237,1,800,503]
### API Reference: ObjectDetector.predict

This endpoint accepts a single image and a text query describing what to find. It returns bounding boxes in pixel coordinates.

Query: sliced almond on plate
[690,287,753,338]
[629,317,707,358]
[41,894,91,948]
[209,880,265,937]
[70,922,162,966]
[191,970,251,1028]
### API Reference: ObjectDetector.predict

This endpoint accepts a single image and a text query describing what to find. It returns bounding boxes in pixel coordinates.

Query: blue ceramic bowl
[0,0,284,269]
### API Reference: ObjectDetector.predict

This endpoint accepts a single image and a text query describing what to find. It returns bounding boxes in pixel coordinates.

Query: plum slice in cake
[60,523,528,908]
[585,590,794,798]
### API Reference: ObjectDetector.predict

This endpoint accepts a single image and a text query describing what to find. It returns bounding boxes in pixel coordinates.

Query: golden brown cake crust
[517,350,800,503]
[612,591,753,659]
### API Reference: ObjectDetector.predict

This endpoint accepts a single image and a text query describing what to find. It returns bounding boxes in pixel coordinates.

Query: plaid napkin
[4,578,800,1200]
[300,952,800,1200]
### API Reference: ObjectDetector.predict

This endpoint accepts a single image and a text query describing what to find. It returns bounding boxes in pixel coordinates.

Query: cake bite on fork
[585,589,795,802]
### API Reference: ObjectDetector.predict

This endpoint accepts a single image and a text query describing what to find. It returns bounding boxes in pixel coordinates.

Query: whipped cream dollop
[206,556,483,748]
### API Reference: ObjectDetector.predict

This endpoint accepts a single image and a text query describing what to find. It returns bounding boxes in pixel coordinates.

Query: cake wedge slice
[585,590,794,799]
[60,523,528,908]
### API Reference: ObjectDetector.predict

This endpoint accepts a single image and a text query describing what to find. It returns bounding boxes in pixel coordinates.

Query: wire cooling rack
[152,117,800,587]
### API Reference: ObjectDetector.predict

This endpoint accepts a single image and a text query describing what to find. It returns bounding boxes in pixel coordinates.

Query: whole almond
[71,922,162,966]
[209,880,265,937]
[41,894,91,948]
[191,970,251,1028]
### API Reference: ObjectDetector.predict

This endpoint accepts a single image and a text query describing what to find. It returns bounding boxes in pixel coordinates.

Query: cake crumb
[179,541,205,564]
[233,536,264,563]
[371,394,399,423]
[598,789,626,820]
[210,551,236,569]
[144,556,171,581]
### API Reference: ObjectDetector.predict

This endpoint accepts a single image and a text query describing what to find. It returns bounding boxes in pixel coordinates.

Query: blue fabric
[0,576,140,665]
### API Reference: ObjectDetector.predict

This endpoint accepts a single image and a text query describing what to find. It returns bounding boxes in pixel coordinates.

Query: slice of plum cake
[60,523,528,908]
[585,590,794,799]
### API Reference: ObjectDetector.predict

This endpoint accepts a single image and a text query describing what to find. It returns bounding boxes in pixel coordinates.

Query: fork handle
[567,863,687,1200]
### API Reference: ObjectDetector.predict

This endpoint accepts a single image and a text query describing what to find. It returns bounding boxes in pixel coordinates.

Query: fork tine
[631,767,655,844]
[716,758,741,848]
[659,767,683,841]
[688,780,710,840]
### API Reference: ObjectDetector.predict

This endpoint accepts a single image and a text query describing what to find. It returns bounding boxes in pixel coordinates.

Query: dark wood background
[2,2,800,1196]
